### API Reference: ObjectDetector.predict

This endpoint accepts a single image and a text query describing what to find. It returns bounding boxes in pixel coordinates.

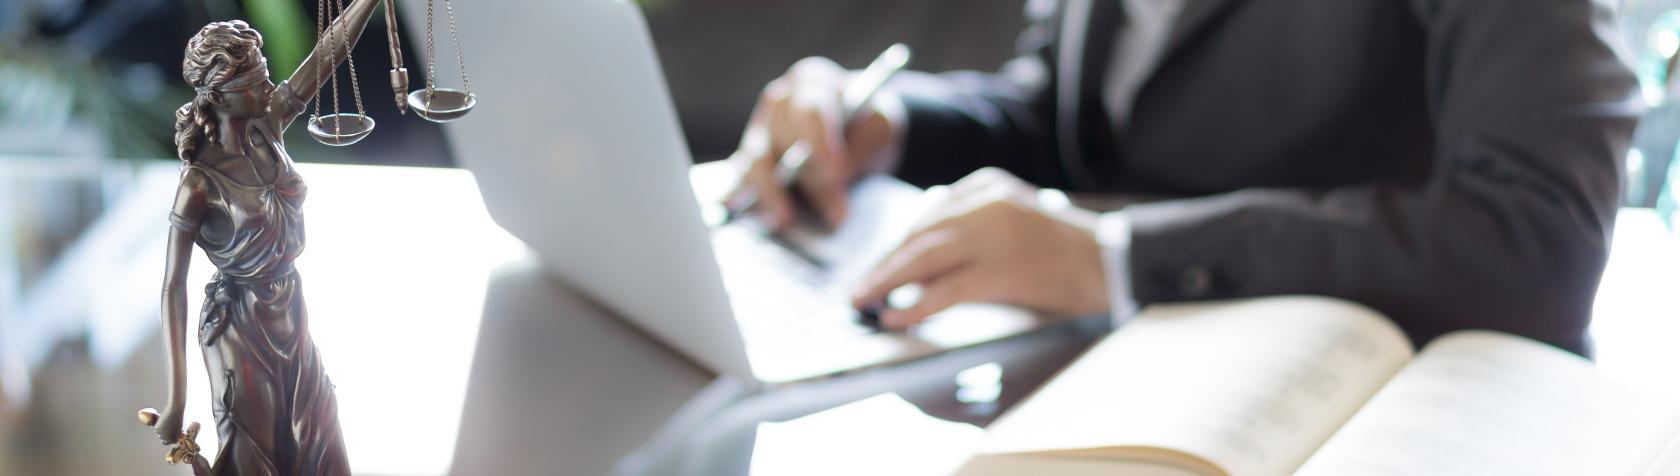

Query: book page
[955,453,1204,476]
[969,296,1415,476]
[1296,331,1680,475]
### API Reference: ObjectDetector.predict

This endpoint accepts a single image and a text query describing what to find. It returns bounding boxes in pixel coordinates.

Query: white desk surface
[5,161,1675,475]
[6,161,1093,475]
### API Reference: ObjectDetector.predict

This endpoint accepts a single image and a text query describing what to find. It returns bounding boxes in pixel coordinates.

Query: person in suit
[726,0,1639,356]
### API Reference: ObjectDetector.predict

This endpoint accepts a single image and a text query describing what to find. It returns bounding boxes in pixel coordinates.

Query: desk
[2,160,1099,475]
[725,209,1680,475]
[456,257,1100,476]
[6,161,1673,475]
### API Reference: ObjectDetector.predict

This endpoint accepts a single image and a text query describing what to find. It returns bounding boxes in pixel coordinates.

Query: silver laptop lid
[413,0,753,380]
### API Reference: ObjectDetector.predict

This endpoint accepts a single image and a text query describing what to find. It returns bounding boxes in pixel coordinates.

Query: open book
[955,296,1680,476]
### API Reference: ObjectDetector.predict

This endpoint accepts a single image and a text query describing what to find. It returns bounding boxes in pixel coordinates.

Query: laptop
[432,0,1048,386]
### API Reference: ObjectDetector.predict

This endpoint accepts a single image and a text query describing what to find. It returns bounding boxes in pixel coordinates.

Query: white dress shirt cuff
[1096,210,1139,327]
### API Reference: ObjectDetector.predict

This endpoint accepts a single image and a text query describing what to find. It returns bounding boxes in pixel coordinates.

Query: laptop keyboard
[711,224,878,348]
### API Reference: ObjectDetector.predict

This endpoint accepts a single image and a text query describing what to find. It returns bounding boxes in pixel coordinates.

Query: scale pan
[408,89,476,123]
[307,114,376,146]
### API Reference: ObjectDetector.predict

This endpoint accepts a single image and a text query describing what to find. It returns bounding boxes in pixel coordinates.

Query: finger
[723,145,797,229]
[899,197,1018,258]
[744,151,797,231]
[908,178,1024,237]
[788,85,851,227]
[948,167,1005,198]
[721,150,761,209]
[735,115,773,159]
[941,168,1019,207]
[788,146,852,230]
[852,228,972,307]
[764,78,806,159]
[787,56,845,80]
[813,175,851,229]
[909,193,993,236]
[722,80,786,211]
[948,168,1036,208]
[879,270,989,329]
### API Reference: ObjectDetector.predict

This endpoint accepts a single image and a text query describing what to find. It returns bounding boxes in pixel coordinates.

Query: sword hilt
[137,408,210,474]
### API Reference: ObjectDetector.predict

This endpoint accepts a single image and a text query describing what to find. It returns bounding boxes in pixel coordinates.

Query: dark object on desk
[143,1,394,472]
[888,0,1637,356]
[857,304,885,331]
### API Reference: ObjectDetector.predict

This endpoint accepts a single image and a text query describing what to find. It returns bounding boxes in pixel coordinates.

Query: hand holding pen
[723,44,911,231]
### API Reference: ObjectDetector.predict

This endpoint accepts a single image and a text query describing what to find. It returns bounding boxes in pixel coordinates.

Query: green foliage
[244,0,313,79]
[634,0,682,14]
[0,48,187,159]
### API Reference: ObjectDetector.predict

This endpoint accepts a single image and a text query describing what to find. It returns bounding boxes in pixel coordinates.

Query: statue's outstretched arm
[278,0,385,128]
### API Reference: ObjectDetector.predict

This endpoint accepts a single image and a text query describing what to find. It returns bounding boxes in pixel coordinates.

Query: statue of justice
[138,0,475,473]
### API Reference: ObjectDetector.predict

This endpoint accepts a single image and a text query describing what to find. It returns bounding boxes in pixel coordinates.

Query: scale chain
[312,0,325,124]
[306,0,473,135]
[425,0,436,107]
[445,0,471,94]
[329,1,341,137]
[337,0,367,120]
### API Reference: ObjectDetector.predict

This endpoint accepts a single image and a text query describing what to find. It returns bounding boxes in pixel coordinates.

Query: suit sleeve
[887,1,1076,189]
[1120,0,1640,354]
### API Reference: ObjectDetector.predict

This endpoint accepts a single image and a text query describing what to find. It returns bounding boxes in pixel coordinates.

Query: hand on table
[851,168,1111,329]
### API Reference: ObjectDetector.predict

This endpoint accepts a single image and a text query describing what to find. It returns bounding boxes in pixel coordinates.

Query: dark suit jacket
[886,0,1640,355]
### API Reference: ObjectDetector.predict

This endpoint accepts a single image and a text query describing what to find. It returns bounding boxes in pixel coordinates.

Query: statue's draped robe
[173,113,349,475]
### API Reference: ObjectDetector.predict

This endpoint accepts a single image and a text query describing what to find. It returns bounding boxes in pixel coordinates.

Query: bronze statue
[146,1,386,473]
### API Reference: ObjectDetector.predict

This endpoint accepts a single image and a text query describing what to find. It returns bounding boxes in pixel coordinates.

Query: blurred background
[0,0,1677,474]
[0,0,1023,473]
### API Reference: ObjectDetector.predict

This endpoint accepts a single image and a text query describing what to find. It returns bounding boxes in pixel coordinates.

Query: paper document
[750,393,984,476]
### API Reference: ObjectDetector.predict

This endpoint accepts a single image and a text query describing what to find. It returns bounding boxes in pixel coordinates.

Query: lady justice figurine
[137,0,474,473]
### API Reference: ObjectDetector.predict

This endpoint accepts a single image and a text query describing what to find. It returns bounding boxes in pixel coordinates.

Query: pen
[723,43,912,224]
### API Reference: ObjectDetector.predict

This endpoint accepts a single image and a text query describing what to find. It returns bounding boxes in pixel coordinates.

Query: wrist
[1080,228,1112,315]
[165,394,185,410]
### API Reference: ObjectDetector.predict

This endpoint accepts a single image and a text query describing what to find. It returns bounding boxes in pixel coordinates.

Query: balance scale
[307,0,476,146]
